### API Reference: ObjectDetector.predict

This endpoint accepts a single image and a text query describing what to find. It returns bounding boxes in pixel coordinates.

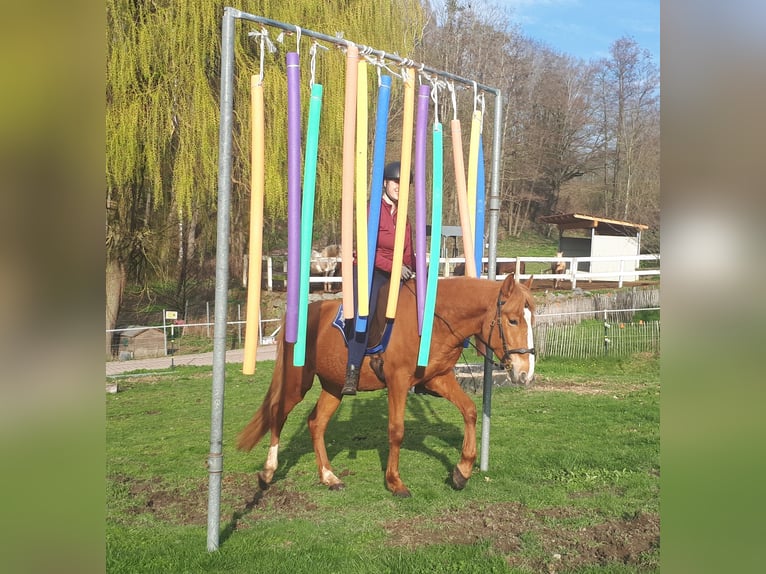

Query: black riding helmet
[383,161,413,183]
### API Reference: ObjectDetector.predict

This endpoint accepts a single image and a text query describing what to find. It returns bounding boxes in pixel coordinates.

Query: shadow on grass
[228,389,468,517]
[219,488,264,544]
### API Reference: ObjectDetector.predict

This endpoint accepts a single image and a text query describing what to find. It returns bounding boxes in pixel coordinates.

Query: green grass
[495,232,559,276]
[107,355,659,573]
[496,231,559,258]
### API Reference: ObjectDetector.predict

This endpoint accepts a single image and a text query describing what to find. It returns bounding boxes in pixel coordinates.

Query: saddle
[332,279,393,354]
[331,280,436,393]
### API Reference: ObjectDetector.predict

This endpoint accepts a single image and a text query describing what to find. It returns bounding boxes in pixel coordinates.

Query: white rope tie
[448,81,458,120]
[247,28,276,85]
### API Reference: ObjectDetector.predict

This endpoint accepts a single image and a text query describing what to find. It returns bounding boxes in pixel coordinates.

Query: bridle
[481,288,535,367]
[402,280,535,368]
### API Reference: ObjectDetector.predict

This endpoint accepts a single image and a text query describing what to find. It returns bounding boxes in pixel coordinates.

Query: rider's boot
[341,364,360,396]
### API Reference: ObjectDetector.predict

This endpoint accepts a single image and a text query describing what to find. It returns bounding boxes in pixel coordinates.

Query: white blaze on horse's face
[497,294,535,385]
[524,306,535,381]
[506,305,534,385]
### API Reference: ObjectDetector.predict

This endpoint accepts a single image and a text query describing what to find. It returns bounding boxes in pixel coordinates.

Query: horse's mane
[437,276,534,309]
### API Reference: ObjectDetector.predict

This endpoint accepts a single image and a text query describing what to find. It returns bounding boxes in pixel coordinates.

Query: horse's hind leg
[384,381,413,497]
[307,386,345,490]
[258,364,315,489]
[421,373,478,490]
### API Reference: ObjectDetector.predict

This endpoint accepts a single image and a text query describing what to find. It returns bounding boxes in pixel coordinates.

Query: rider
[342,161,416,396]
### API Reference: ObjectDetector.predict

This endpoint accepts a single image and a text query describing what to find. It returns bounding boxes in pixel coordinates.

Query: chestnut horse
[237,274,535,497]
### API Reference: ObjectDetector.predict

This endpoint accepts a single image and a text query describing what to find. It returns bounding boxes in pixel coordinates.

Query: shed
[539,213,649,281]
[116,326,166,360]
[439,225,463,259]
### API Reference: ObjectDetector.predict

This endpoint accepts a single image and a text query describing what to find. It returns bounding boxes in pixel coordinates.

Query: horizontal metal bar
[226,7,500,95]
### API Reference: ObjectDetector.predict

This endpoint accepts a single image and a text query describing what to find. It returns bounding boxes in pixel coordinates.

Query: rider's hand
[400,265,414,281]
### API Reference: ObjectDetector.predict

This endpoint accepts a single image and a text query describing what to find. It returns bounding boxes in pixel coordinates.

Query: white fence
[256,253,660,291]
[108,254,659,359]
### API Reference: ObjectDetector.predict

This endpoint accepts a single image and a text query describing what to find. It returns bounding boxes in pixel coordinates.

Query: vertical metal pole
[207,7,236,553]
[480,91,503,472]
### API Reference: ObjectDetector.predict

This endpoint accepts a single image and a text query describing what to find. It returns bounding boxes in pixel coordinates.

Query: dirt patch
[528,379,611,395]
[114,474,657,570]
[112,473,317,527]
[384,501,659,571]
[528,376,648,395]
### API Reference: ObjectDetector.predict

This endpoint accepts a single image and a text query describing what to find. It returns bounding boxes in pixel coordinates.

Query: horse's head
[486,273,536,385]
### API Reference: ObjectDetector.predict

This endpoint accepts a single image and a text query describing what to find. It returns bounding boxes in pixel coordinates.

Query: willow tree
[106,0,424,354]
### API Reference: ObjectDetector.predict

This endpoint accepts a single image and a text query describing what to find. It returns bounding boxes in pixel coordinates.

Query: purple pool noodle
[474,134,486,272]
[285,52,302,343]
[414,84,430,334]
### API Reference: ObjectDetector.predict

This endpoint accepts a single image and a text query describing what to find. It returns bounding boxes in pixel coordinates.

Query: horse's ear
[525,275,535,290]
[500,272,517,297]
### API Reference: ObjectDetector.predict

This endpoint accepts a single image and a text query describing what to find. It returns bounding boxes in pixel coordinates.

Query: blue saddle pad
[332,304,394,355]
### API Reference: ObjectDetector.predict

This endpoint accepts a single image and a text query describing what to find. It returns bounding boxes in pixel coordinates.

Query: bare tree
[500,42,600,232]
[594,36,660,221]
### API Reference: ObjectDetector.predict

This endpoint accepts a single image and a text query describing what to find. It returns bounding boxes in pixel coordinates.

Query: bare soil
[385,501,658,572]
[116,472,657,571]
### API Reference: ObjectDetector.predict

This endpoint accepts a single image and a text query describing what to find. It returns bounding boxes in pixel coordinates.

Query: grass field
[106,353,659,573]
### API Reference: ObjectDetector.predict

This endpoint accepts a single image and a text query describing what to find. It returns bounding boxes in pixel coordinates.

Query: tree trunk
[105,257,127,358]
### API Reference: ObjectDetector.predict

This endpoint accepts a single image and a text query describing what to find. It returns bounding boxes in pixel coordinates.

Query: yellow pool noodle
[355,59,369,317]
[341,44,359,319]
[243,77,265,374]
[386,69,415,318]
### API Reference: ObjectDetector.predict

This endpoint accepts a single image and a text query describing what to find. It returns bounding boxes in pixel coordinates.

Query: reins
[403,280,535,368]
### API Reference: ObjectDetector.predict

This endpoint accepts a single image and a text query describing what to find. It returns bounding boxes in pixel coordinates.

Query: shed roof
[539,213,648,234]
[119,326,163,339]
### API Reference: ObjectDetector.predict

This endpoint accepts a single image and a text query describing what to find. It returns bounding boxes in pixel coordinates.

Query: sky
[438,0,660,65]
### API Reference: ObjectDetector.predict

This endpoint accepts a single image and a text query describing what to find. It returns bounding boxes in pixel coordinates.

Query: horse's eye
[507,319,518,326]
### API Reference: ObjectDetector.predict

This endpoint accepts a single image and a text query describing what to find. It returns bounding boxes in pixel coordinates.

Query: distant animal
[453,260,525,277]
[551,252,566,288]
[237,275,536,497]
[496,260,526,276]
[309,244,341,292]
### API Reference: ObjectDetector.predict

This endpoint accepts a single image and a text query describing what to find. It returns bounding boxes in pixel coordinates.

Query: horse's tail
[236,326,287,452]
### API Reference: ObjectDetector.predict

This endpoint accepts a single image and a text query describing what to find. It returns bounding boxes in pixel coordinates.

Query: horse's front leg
[307,386,345,490]
[422,373,478,490]
[385,378,412,497]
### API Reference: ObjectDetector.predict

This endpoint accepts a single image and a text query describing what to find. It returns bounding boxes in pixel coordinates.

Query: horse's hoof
[257,472,271,491]
[392,488,412,498]
[451,466,468,490]
[328,482,346,491]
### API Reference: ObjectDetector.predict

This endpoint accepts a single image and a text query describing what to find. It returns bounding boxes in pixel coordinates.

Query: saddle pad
[332,304,394,355]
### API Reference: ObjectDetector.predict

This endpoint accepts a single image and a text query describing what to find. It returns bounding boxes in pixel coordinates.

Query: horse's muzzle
[505,365,534,386]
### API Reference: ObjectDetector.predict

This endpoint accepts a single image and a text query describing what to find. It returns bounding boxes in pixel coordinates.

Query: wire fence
[534,313,660,358]
[107,306,659,361]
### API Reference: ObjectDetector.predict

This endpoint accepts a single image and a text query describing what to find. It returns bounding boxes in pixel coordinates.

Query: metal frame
[209,7,505,551]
